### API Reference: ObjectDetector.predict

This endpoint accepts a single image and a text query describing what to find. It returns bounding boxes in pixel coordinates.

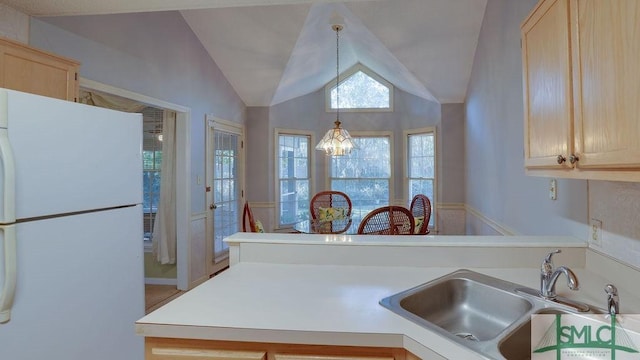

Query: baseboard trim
[145,278,178,285]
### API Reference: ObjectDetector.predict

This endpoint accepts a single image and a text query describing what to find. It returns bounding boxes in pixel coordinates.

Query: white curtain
[152,111,177,264]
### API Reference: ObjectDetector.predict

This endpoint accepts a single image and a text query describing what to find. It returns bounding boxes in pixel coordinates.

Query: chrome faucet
[540,249,579,299]
[605,284,619,315]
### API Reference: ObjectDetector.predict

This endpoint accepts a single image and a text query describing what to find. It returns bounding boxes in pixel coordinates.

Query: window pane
[142,108,164,241]
[408,132,435,227]
[279,179,309,224]
[330,70,390,109]
[277,133,311,225]
[331,137,390,178]
[330,136,391,223]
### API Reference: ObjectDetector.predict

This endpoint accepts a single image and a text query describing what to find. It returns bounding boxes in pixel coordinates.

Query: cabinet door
[0,37,79,101]
[521,0,574,169]
[571,0,640,169]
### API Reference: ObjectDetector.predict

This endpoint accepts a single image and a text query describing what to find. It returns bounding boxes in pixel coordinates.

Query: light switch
[549,179,557,200]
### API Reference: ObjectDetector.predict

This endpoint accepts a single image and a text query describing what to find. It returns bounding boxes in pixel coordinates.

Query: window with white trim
[277,132,311,225]
[329,135,391,225]
[326,64,393,111]
[407,130,435,227]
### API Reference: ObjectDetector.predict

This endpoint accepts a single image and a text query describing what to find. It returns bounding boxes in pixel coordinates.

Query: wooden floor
[144,267,229,314]
[145,285,185,314]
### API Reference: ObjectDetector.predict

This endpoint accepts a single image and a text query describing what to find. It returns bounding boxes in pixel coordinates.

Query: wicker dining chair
[309,190,353,234]
[242,202,264,233]
[357,206,415,235]
[409,194,432,234]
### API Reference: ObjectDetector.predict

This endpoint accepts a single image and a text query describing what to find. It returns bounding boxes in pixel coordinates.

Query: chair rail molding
[465,204,518,236]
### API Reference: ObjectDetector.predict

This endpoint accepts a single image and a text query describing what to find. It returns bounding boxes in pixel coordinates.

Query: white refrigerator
[0,88,145,359]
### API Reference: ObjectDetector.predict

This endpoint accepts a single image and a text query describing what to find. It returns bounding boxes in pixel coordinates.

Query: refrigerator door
[0,88,142,221]
[0,205,144,360]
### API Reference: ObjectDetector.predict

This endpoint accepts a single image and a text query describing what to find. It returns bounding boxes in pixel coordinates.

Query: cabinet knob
[569,154,579,164]
[556,155,566,164]
[209,204,217,210]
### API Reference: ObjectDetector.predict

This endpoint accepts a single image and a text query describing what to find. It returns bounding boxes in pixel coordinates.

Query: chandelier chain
[335,25,340,122]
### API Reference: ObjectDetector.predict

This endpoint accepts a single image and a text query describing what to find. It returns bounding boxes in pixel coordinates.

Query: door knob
[209,204,217,210]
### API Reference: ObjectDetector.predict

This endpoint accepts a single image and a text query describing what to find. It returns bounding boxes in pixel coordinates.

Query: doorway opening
[79,79,192,298]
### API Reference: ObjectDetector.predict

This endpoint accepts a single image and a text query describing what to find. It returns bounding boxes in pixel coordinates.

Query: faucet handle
[544,249,561,261]
[605,284,619,315]
[542,249,561,273]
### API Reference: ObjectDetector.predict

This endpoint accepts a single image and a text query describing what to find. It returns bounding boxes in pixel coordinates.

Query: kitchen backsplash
[589,180,640,268]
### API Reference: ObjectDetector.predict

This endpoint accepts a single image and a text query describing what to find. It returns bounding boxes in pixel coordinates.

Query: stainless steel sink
[383,270,532,342]
[380,269,604,359]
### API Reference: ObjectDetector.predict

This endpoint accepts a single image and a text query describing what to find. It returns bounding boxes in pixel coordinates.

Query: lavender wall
[246,86,466,208]
[440,104,465,204]
[25,10,464,231]
[465,0,640,268]
[465,0,588,237]
[0,3,29,43]
[29,12,246,213]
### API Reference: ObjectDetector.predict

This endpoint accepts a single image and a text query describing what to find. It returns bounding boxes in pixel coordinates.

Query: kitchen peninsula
[136,233,640,359]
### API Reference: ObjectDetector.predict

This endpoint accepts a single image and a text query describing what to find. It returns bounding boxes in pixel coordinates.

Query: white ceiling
[3,0,488,106]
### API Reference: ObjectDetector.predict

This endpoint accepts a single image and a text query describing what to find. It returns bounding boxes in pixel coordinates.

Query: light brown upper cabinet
[521,0,640,181]
[0,36,79,102]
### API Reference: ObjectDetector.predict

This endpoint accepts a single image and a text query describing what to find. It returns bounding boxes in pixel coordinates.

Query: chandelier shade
[315,119,357,156]
[316,21,357,156]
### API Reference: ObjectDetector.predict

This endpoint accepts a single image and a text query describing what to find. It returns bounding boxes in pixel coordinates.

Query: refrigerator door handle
[0,127,16,224]
[0,225,17,323]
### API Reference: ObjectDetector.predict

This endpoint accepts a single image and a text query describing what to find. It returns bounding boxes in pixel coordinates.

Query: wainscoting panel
[436,203,466,235]
[250,202,275,232]
[190,213,208,287]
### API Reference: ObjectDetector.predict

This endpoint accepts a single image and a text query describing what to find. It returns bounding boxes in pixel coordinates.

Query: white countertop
[224,232,588,247]
[136,235,639,359]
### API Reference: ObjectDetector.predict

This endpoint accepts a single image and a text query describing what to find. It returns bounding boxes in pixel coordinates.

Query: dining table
[292,217,357,234]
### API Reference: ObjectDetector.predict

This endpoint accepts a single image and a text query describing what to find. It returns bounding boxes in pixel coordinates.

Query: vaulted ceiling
[3,0,488,106]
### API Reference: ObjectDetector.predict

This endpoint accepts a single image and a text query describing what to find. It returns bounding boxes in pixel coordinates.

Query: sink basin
[498,307,605,360]
[380,269,533,342]
[498,308,568,360]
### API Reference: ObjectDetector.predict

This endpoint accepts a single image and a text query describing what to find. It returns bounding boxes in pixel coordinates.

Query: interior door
[206,116,244,275]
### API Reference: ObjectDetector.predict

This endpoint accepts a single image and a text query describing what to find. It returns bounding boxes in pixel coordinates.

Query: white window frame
[324,63,394,112]
[327,131,394,221]
[274,128,315,228]
[404,127,437,231]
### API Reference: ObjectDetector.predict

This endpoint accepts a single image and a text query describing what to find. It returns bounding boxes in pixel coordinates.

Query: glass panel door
[206,117,243,275]
[212,130,240,261]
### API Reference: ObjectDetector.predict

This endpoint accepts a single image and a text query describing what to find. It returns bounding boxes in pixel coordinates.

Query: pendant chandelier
[315,22,357,156]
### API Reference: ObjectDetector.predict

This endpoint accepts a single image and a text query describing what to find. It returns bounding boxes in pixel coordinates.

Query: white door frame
[79,78,192,290]
[205,114,245,276]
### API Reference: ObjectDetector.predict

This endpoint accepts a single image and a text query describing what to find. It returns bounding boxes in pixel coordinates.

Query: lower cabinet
[145,338,419,360]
